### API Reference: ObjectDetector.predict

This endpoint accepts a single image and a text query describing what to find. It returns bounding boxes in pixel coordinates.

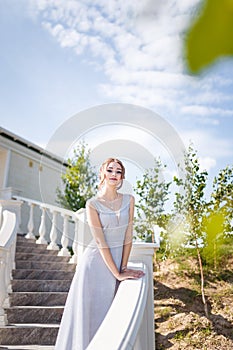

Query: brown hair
[98,158,125,189]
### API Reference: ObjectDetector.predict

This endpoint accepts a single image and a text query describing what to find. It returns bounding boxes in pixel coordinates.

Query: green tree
[210,165,233,222]
[172,144,209,317]
[134,158,171,242]
[57,142,98,211]
[202,165,233,268]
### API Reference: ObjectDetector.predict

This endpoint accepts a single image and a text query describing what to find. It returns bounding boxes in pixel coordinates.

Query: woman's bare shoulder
[126,193,135,202]
[86,196,98,209]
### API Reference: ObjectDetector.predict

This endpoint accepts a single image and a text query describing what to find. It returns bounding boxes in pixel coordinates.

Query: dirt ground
[153,257,233,350]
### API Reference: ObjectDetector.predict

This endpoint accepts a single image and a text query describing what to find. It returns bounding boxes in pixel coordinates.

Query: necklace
[100,193,119,210]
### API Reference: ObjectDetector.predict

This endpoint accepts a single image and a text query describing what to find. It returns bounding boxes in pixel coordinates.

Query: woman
[55,157,144,350]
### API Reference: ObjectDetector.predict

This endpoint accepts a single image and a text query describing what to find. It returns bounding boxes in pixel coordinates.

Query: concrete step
[6,306,63,324]
[15,247,59,255]
[12,269,75,281]
[0,324,58,345]
[0,234,73,347]
[9,292,68,307]
[0,345,54,349]
[16,235,36,242]
[15,253,70,262]
[15,260,76,271]
[12,280,72,292]
[16,241,48,249]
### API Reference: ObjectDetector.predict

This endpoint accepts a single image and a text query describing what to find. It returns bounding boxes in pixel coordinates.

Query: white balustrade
[5,247,12,297]
[26,203,36,240]
[0,201,22,325]
[36,206,47,245]
[58,214,71,257]
[76,208,87,261]
[88,262,148,350]
[0,249,8,325]
[13,196,76,253]
[130,242,159,350]
[69,218,79,264]
[47,210,59,250]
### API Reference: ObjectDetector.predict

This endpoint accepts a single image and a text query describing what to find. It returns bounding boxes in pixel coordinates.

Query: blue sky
[1,0,233,195]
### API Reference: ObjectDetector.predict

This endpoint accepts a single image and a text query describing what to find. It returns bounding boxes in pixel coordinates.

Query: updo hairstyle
[98,158,125,190]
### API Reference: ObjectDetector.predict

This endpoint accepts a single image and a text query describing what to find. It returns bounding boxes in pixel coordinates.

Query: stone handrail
[0,200,22,326]
[87,262,148,350]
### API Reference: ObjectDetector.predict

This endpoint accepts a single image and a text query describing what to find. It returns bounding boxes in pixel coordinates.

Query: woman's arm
[120,195,134,271]
[119,196,144,278]
[86,200,142,281]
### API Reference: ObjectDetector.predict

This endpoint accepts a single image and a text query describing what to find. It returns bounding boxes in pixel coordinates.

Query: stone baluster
[69,217,79,264]
[25,202,36,240]
[76,209,87,262]
[3,249,11,308]
[36,206,47,245]
[0,249,8,325]
[58,214,71,256]
[153,224,161,246]
[47,210,59,250]
[6,247,12,292]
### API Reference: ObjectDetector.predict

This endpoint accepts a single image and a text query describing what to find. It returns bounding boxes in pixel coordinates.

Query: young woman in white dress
[55,158,144,350]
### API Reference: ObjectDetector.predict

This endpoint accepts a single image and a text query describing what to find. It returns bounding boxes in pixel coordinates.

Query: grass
[154,256,233,349]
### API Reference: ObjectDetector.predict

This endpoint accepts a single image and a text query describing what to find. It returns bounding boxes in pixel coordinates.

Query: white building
[0,127,67,233]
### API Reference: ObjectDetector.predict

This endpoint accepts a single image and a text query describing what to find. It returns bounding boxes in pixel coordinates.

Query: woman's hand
[116,269,145,281]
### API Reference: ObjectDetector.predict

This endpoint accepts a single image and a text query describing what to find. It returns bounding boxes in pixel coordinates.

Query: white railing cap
[87,262,148,350]
[0,210,17,248]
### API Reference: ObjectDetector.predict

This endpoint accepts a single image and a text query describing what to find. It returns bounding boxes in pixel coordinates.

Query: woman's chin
[107,181,119,187]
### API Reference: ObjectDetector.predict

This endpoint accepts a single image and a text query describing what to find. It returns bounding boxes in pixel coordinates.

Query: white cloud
[99,83,178,110]
[199,157,216,172]
[28,0,233,143]
[181,105,233,117]
[181,129,233,159]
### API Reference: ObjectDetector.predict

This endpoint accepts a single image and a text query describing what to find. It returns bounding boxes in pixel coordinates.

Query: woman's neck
[100,187,118,201]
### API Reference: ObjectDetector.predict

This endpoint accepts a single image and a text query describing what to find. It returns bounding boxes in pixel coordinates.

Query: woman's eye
[106,169,112,173]
[116,171,122,175]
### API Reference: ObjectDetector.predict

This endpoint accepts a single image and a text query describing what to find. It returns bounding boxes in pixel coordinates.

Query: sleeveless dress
[55,193,131,350]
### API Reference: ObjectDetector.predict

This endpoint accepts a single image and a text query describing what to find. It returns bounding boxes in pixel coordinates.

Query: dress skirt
[54,194,131,350]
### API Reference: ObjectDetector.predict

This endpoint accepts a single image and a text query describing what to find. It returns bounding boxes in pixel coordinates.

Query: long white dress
[55,193,131,350]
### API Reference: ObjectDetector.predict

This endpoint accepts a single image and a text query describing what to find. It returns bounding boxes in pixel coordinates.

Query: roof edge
[0,127,68,166]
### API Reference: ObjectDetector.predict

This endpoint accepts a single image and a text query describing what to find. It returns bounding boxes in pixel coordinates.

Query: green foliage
[171,144,209,316]
[202,165,233,268]
[201,209,226,268]
[185,0,233,73]
[172,144,208,248]
[210,165,233,233]
[169,145,233,271]
[134,158,171,242]
[56,142,98,211]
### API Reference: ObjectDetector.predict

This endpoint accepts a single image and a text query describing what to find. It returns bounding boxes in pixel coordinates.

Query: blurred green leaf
[185,0,233,73]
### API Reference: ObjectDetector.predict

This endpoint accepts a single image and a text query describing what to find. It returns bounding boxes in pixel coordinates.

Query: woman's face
[104,161,123,188]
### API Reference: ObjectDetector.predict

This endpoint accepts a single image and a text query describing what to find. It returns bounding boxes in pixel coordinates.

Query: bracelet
[121,265,127,272]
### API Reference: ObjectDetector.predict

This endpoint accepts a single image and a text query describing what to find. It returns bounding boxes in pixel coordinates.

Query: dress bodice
[87,194,131,247]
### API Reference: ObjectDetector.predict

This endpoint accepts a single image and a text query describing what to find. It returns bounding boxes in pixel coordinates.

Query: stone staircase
[0,234,76,349]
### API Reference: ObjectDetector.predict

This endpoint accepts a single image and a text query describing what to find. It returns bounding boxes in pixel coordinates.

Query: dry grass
[154,257,233,350]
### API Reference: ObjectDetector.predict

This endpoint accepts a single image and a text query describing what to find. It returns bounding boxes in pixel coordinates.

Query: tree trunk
[195,239,209,318]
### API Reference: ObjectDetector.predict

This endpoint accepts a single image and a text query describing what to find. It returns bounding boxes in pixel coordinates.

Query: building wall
[0,135,66,205]
[0,149,8,188]
[0,132,67,235]
[7,150,64,205]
